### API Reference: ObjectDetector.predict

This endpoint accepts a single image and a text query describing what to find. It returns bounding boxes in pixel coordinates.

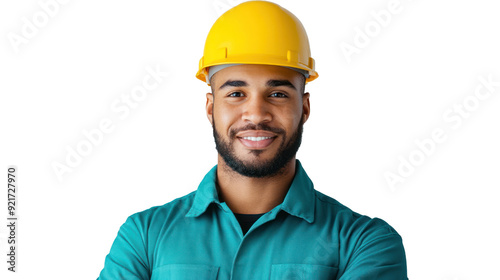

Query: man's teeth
[242,136,273,141]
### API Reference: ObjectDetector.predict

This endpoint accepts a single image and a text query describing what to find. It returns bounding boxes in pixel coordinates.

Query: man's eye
[270,92,288,98]
[228,91,244,97]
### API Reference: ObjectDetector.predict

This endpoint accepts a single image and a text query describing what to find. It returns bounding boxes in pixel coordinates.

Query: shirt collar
[185,159,315,223]
[185,164,221,217]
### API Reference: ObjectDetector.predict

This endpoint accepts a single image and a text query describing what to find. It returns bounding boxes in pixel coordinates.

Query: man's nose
[242,95,272,124]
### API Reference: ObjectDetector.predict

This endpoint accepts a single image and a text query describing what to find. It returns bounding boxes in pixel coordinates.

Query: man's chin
[238,147,275,158]
[226,162,286,178]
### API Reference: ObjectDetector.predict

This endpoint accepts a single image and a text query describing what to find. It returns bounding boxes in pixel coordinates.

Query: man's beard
[213,115,303,178]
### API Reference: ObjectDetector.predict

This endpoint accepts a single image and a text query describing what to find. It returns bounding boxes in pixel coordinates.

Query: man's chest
[149,211,340,280]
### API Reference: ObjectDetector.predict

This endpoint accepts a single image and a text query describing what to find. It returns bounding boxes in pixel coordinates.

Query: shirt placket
[219,203,282,280]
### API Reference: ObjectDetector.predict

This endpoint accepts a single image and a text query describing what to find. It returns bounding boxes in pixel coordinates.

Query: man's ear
[302,92,311,124]
[206,92,214,126]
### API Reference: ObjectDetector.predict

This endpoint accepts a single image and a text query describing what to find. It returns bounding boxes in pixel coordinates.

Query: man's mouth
[241,136,274,141]
[236,131,277,149]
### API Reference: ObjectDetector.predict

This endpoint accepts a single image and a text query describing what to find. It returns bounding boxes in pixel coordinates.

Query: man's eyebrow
[219,80,248,90]
[266,79,296,90]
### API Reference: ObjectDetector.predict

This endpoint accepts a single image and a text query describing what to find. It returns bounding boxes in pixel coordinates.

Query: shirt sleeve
[338,218,408,280]
[97,215,151,280]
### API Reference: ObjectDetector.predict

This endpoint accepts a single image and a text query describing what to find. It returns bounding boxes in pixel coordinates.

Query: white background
[1,0,499,279]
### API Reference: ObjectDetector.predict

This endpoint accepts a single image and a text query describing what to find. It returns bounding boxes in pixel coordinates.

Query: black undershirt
[233,213,265,235]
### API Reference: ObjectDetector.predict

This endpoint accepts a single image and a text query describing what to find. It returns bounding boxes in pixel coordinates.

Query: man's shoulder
[313,190,399,237]
[125,190,198,226]
[313,189,361,218]
[311,192,407,277]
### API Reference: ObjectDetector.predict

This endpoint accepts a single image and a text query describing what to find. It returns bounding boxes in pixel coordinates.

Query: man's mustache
[229,123,285,138]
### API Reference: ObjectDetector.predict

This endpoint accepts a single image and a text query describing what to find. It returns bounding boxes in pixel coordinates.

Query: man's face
[206,64,310,178]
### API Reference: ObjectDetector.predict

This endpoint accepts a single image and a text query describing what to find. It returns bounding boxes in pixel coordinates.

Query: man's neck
[216,156,296,214]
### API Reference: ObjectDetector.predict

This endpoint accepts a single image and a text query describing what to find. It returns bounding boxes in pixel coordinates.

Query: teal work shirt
[98,160,407,279]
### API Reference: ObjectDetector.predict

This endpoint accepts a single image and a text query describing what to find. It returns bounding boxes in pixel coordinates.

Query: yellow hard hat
[196,1,318,85]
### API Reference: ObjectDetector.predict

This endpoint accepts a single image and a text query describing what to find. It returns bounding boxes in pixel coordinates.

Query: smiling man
[207,64,309,217]
[98,1,407,279]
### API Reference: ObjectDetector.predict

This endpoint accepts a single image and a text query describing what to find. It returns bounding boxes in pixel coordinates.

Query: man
[98,1,407,279]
